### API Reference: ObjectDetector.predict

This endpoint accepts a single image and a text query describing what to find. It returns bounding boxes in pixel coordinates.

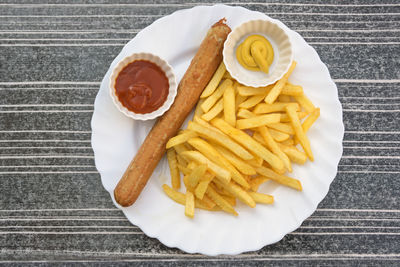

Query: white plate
[91,4,344,256]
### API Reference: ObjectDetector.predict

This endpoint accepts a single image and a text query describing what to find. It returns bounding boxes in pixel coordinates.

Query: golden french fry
[177,164,191,176]
[267,122,295,135]
[213,144,256,175]
[166,130,198,149]
[188,121,253,160]
[223,82,236,126]
[248,192,274,204]
[176,154,188,167]
[280,111,307,122]
[173,143,190,157]
[281,83,303,96]
[269,128,290,142]
[294,94,316,113]
[213,179,256,208]
[187,164,207,188]
[200,194,216,209]
[248,154,263,167]
[253,102,299,114]
[265,61,297,104]
[237,84,273,96]
[252,131,267,146]
[255,166,302,191]
[234,82,248,111]
[194,172,215,199]
[249,176,269,191]
[222,71,233,80]
[181,150,231,183]
[185,191,195,218]
[166,148,180,189]
[302,107,320,133]
[194,98,206,117]
[201,98,223,121]
[201,79,233,113]
[278,143,307,164]
[212,181,235,197]
[201,62,226,98]
[221,194,236,206]
[211,118,284,172]
[206,185,238,216]
[187,137,250,189]
[258,127,292,172]
[286,104,314,161]
[236,114,281,130]
[238,93,267,109]
[278,94,292,102]
[162,184,219,211]
[279,138,294,146]
[236,108,254,119]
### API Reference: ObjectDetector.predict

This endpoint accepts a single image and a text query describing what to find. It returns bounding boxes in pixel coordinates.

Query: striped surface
[0,0,399,265]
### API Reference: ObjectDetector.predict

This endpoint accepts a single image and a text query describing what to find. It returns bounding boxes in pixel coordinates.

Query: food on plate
[236,35,274,74]
[163,59,320,218]
[114,19,231,207]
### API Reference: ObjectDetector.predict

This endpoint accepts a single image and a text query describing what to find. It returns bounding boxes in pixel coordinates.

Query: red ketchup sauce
[114,60,169,114]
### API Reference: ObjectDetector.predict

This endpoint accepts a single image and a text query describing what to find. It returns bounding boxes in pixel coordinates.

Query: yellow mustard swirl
[236,34,274,74]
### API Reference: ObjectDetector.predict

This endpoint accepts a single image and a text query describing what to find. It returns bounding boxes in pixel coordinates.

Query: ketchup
[114,60,169,114]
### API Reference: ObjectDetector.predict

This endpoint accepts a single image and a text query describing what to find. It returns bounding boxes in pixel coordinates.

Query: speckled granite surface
[0,0,399,265]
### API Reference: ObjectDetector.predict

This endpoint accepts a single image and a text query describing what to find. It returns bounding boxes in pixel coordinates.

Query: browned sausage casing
[114,19,231,207]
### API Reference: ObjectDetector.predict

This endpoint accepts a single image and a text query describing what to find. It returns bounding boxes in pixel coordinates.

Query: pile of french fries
[163,61,320,218]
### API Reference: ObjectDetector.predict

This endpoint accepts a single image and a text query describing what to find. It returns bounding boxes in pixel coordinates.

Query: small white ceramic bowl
[109,52,177,120]
[223,19,293,87]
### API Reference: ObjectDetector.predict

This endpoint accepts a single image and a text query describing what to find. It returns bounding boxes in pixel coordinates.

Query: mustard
[236,35,274,74]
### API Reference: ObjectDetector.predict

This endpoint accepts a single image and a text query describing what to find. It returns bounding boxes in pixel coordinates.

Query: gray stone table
[0,0,399,266]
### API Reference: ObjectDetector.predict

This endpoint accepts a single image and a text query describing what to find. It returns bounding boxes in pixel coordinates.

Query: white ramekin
[223,19,294,88]
[109,52,177,120]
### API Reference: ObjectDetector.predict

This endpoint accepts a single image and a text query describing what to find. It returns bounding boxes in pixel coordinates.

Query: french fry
[248,192,274,204]
[237,84,272,96]
[252,131,267,146]
[222,71,233,80]
[173,143,190,157]
[269,128,290,142]
[253,102,299,114]
[201,79,233,113]
[237,108,254,119]
[255,166,302,191]
[221,194,236,206]
[279,138,294,146]
[200,194,216,209]
[281,83,303,96]
[302,107,320,133]
[187,137,250,189]
[258,127,292,172]
[294,94,316,113]
[201,62,226,98]
[181,150,231,183]
[223,82,236,126]
[265,61,297,104]
[238,93,267,109]
[267,122,295,135]
[280,111,307,122]
[236,114,281,129]
[194,172,215,199]
[213,144,257,175]
[177,164,191,176]
[211,118,284,172]
[278,143,307,164]
[166,148,180,189]
[194,98,206,117]
[286,104,314,161]
[201,98,223,121]
[213,179,256,208]
[187,164,207,188]
[249,176,269,192]
[185,191,195,218]
[234,82,248,111]
[206,185,238,216]
[187,121,253,160]
[166,130,197,149]
[176,154,188,167]
[278,94,292,102]
[212,181,235,197]
[162,184,211,210]
[248,154,263,167]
